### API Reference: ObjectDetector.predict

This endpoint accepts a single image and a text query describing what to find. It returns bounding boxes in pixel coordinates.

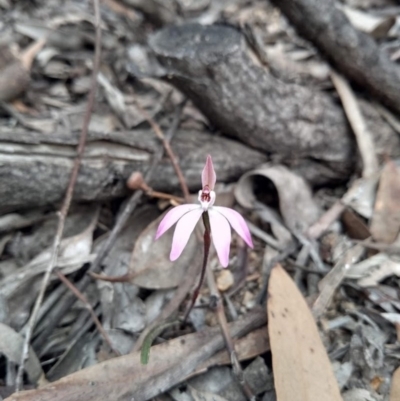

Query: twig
[32,101,186,352]
[330,70,379,178]
[55,271,120,356]
[206,267,255,401]
[15,0,102,391]
[134,100,191,201]
[306,200,346,240]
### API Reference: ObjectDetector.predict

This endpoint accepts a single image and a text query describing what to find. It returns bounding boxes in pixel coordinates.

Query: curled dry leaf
[370,160,400,244]
[267,264,343,401]
[0,323,43,383]
[235,164,319,233]
[130,214,200,289]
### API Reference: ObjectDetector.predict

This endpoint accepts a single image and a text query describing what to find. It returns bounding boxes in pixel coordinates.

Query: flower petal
[213,206,253,248]
[202,155,216,190]
[208,209,231,267]
[170,208,203,261]
[155,204,200,240]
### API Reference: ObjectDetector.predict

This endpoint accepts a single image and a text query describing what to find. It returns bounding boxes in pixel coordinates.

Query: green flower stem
[140,320,178,365]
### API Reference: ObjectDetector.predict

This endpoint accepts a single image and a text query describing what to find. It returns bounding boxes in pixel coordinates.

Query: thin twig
[306,200,346,240]
[15,0,102,391]
[134,100,191,201]
[32,101,186,352]
[206,267,256,401]
[55,271,120,356]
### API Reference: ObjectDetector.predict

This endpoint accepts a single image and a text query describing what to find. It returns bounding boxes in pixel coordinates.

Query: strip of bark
[0,129,265,211]
[5,309,267,401]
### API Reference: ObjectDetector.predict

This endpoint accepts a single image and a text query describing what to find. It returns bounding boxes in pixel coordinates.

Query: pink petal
[208,209,231,267]
[155,204,200,240]
[212,206,253,248]
[201,155,216,190]
[170,208,203,261]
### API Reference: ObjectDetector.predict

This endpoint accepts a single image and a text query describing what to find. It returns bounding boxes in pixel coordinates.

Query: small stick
[306,200,346,240]
[32,101,186,352]
[15,0,102,391]
[206,266,255,401]
[55,271,120,356]
[134,100,191,202]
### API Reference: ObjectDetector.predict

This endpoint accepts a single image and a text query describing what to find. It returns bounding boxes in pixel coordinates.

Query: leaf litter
[1,0,400,400]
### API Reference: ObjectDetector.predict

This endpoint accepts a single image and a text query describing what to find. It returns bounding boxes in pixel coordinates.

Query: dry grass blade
[267,264,343,401]
[330,70,378,178]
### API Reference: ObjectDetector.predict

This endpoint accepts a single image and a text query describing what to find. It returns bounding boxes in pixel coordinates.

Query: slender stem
[183,212,211,323]
[15,0,102,391]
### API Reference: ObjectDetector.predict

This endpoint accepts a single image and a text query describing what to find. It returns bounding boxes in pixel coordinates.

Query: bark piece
[270,0,400,114]
[5,309,266,401]
[0,128,266,211]
[148,23,354,185]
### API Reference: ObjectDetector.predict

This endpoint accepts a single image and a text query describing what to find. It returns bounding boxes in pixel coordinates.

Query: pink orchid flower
[155,155,253,267]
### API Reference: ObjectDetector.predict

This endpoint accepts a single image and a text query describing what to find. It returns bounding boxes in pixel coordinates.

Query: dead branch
[270,0,400,114]
[147,23,354,185]
[0,128,265,211]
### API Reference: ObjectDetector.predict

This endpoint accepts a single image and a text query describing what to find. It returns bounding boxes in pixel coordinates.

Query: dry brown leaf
[267,264,343,401]
[370,161,400,244]
[390,367,400,401]
[341,209,370,240]
[130,214,200,289]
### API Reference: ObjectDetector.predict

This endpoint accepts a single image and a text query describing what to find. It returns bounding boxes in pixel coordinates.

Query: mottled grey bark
[0,128,266,211]
[148,23,355,185]
[269,0,400,114]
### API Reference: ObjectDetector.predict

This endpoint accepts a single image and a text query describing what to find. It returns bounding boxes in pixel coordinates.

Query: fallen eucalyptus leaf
[390,367,400,401]
[267,264,343,401]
